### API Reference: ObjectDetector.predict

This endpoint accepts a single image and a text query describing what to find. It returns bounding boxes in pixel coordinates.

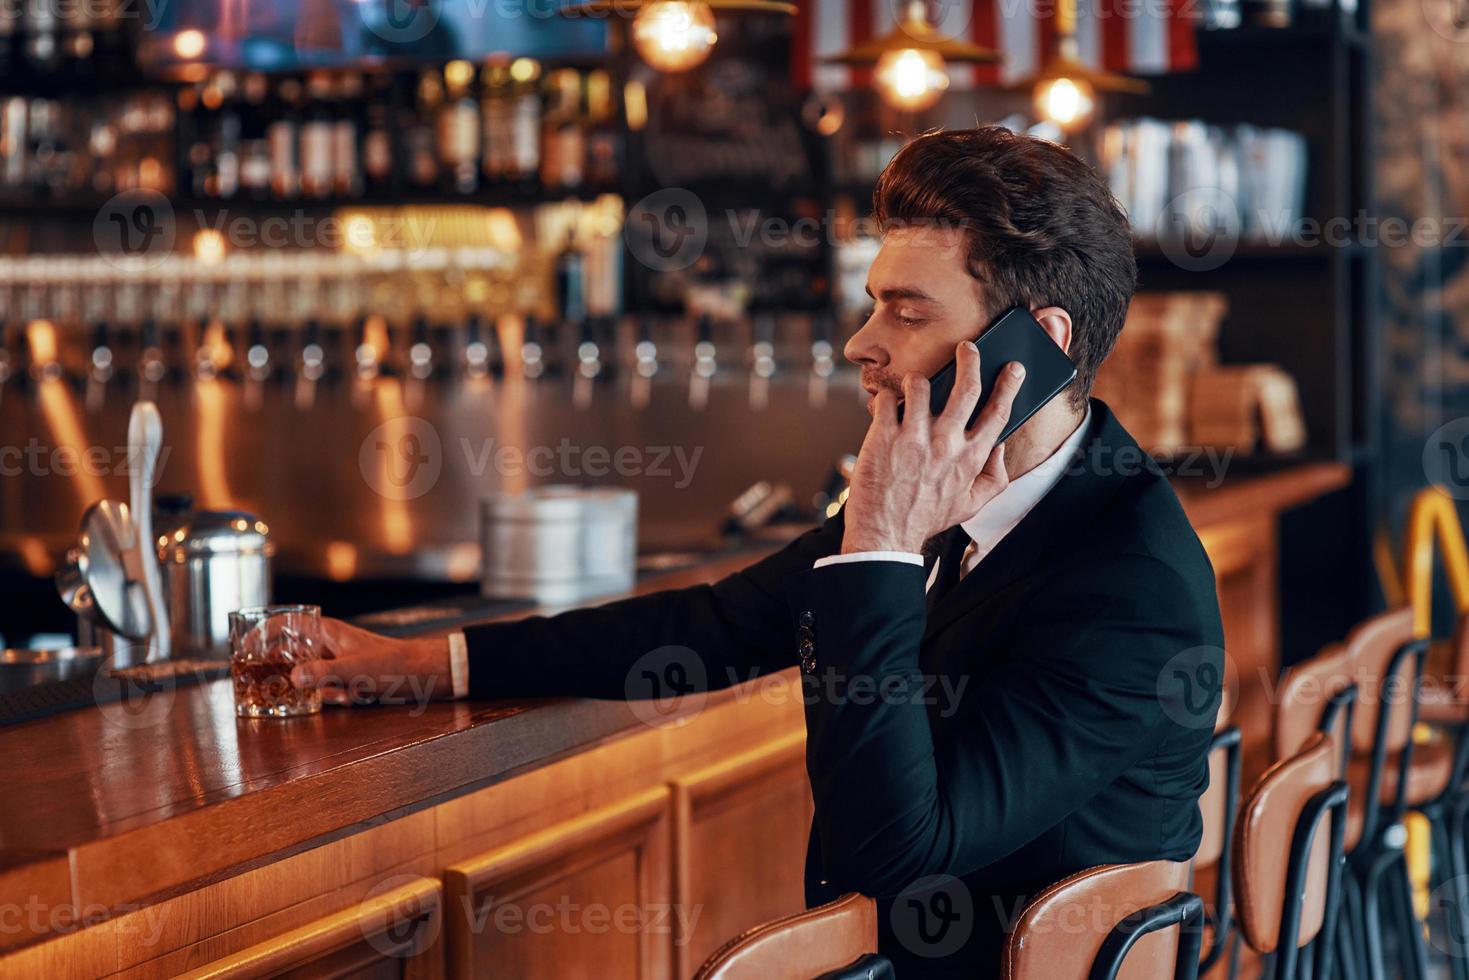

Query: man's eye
[895,312,925,327]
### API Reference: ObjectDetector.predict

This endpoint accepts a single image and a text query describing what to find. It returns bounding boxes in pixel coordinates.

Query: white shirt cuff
[447,632,469,700]
[813,551,925,569]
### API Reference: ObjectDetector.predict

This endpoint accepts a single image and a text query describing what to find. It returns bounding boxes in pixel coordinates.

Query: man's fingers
[871,387,901,426]
[969,441,1009,511]
[936,341,983,436]
[968,360,1026,452]
[900,372,931,437]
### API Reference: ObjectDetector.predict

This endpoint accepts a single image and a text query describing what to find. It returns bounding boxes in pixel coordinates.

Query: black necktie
[925,525,972,614]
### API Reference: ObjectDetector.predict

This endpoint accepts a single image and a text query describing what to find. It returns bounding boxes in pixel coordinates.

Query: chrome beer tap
[808,311,836,408]
[748,313,776,411]
[688,313,716,411]
[631,314,657,409]
[521,314,545,380]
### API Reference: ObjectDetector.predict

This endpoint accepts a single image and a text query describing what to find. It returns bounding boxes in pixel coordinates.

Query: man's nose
[844,318,885,367]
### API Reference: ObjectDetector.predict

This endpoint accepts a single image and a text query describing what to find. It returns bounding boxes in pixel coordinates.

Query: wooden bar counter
[0,463,1348,979]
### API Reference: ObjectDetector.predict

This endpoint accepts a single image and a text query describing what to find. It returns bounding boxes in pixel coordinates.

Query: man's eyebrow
[864,284,938,303]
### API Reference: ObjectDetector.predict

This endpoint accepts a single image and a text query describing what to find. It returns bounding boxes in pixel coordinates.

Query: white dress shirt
[813,407,1092,587]
[444,409,1091,698]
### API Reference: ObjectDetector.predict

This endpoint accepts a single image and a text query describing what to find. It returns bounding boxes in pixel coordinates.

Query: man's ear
[1031,307,1074,356]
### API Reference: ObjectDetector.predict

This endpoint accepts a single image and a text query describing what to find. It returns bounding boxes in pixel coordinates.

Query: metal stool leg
[1388,854,1430,980]
[1429,809,1469,980]
[1361,853,1393,980]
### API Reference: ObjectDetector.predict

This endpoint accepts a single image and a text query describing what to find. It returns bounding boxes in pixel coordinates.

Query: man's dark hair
[872,127,1137,408]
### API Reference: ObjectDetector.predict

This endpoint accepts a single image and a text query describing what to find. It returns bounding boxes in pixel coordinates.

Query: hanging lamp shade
[818,3,1001,66]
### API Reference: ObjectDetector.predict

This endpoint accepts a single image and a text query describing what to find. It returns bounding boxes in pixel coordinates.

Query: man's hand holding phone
[841,341,1025,555]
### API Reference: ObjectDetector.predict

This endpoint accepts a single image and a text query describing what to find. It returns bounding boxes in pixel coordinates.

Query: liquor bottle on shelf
[238,73,272,201]
[332,72,362,198]
[268,77,302,199]
[542,69,584,192]
[510,61,542,187]
[438,60,480,195]
[59,0,94,75]
[22,0,62,73]
[361,73,395,196]
[584,69,620,187]
[0,0,17,74]
[479,62,512,184]
[406,69,441,190]
[299,73,335,199]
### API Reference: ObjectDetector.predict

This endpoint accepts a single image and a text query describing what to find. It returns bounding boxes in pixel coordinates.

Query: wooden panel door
[671,732,813,978]
[443,787,673,980]
[173,875,443,980]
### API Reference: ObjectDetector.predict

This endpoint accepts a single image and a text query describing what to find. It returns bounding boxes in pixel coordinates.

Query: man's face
[845,226,990,409]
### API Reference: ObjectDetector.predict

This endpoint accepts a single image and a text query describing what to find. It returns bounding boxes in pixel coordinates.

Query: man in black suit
[305,128,1225,977]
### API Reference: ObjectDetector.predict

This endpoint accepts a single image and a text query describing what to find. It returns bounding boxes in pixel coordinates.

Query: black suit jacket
[464,400,1225,978]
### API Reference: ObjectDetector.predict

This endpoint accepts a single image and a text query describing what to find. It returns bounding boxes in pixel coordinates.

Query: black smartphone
[910,306,1078,444]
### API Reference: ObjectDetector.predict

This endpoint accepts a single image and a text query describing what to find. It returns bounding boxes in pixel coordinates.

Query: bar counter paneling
[0,463,1348,978]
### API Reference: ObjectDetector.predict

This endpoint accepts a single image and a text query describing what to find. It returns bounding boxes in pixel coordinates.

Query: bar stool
[1341,607,1433,980]
[1000,860,1203,980]
[1194,683,1242,977]
[692,892,884,980]
[1407,614,1469,980]
[1232,732,1349,980]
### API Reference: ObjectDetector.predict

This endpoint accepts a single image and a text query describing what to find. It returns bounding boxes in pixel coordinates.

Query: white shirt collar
[958,406,1092,561]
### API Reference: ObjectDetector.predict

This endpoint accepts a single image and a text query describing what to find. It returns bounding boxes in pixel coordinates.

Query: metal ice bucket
[480,486,637,605]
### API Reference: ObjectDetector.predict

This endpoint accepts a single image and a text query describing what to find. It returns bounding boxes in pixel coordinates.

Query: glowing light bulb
[173,29,206,60]
[875,48,949,112]
[1034,76,1096,131]
[632,1,718,73]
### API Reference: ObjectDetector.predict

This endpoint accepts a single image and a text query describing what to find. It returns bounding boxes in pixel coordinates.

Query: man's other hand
[292,618,457,706]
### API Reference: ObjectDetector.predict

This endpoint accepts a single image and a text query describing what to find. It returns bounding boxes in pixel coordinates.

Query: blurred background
[0,0,1452,671]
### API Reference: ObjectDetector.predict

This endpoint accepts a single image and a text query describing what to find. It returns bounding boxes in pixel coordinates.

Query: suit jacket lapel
[922,401,1138,642]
